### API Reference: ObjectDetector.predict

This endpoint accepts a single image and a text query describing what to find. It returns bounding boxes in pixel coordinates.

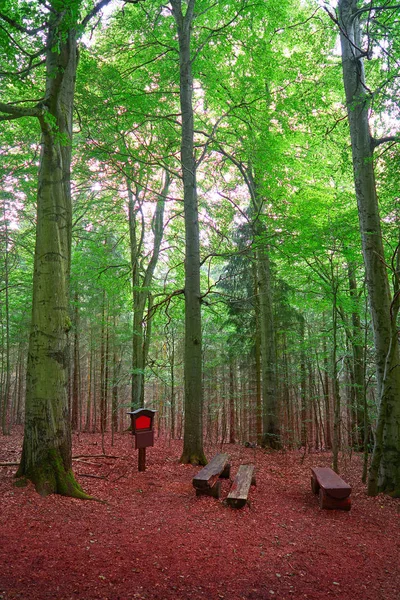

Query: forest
[0,0,400,502]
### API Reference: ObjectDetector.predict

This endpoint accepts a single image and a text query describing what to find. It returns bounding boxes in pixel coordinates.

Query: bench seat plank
[311,467,351,500]
[226,464,255,509]
[193,453,230,493]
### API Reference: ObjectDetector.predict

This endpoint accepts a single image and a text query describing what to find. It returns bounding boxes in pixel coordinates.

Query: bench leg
[195,481,221,499]
[220,464,231,479]
[319,489,351,511]
[311,475,320,495]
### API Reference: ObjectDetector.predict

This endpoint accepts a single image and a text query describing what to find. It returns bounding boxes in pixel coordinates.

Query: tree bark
[171,0,206,465]
[16,12,88,497]
[338,0,400,495]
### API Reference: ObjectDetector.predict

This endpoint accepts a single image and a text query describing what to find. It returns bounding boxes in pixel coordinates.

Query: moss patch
[14,477,28,488]
[25,448,92,499]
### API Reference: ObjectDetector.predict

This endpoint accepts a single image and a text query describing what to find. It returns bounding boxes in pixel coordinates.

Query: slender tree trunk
[171,0,206,465]
[1,200,10,435]
[332,286,341,473]
[348,263,365,449]
[100,294,110,435]
[71,291,80,431]
[229,358,236,444]
[253,262,263,444]
[338,0,400,495]
[322,329,332,449]
[299,316,307,447]
[128,174,169,409]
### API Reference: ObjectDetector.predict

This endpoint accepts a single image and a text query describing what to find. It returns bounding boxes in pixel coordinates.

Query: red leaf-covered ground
[1,430,399,600]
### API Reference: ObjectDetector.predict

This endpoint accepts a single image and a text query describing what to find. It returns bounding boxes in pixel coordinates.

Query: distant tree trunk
[111,323,121,444]
[128,173,169,409]
[229,359,236,444]
[257,246,279,448]
[299,316,307,447]
[348,263,365,449]
[338,0,400,495]
[331,285,341,473]
[167,327,176,439]
[100,294,109,434]
[85,341,93,433]
[71,291,80,431]
[1,199,10,435]
[171,0,206,466]
[322,329,332,449]
[253,262,263,444]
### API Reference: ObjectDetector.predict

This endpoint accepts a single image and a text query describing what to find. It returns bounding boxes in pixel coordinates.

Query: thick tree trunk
[338,0,400,495]
[171,0,206,465]
[17,19,87,497]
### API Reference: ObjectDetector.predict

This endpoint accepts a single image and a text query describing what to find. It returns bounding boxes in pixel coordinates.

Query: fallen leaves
[0,429,399,600]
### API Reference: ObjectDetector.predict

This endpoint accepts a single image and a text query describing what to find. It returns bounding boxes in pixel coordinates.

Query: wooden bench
[311,467,351,511]
[192,453,230,498]
[226,464,256,509]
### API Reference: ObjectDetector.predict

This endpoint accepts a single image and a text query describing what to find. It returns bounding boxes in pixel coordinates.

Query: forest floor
[0,430,399,600]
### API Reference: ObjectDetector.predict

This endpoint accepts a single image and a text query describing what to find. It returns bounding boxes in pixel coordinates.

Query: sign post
[127,408,156,472]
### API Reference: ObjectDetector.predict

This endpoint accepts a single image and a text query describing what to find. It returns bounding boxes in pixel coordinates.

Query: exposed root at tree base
[17,448,94,500]
[180,451,207,466]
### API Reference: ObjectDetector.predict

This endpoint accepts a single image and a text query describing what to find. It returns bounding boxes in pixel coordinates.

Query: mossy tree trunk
[338,0,400,495]
[1,1,114,497]
[16,16,88,497]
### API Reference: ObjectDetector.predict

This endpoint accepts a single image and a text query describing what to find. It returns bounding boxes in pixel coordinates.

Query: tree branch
[353,3,400,20]
[81,0,116,29]
[372,135,399,149]
[0,101,44,122]
[0,12,46,35]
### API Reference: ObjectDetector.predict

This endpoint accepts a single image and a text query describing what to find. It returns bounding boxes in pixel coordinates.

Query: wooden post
[138,447,146,472]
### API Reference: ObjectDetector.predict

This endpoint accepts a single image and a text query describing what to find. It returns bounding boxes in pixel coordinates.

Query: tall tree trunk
[257,246,280,448]
[253,262,263,444]
[171,0,206,465]
[128,173,169,409]
[299,316,307,448]
[348,262,365,449]
[16,15,87,497]
[1,199,10,435]
[338,0,400,495]
[322,328,332,449]
[332,285,341,473]
[71,291,80,431]
[229,358,236,444]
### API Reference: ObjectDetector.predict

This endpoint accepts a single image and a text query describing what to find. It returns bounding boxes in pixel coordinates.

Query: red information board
[135,415,151,430]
